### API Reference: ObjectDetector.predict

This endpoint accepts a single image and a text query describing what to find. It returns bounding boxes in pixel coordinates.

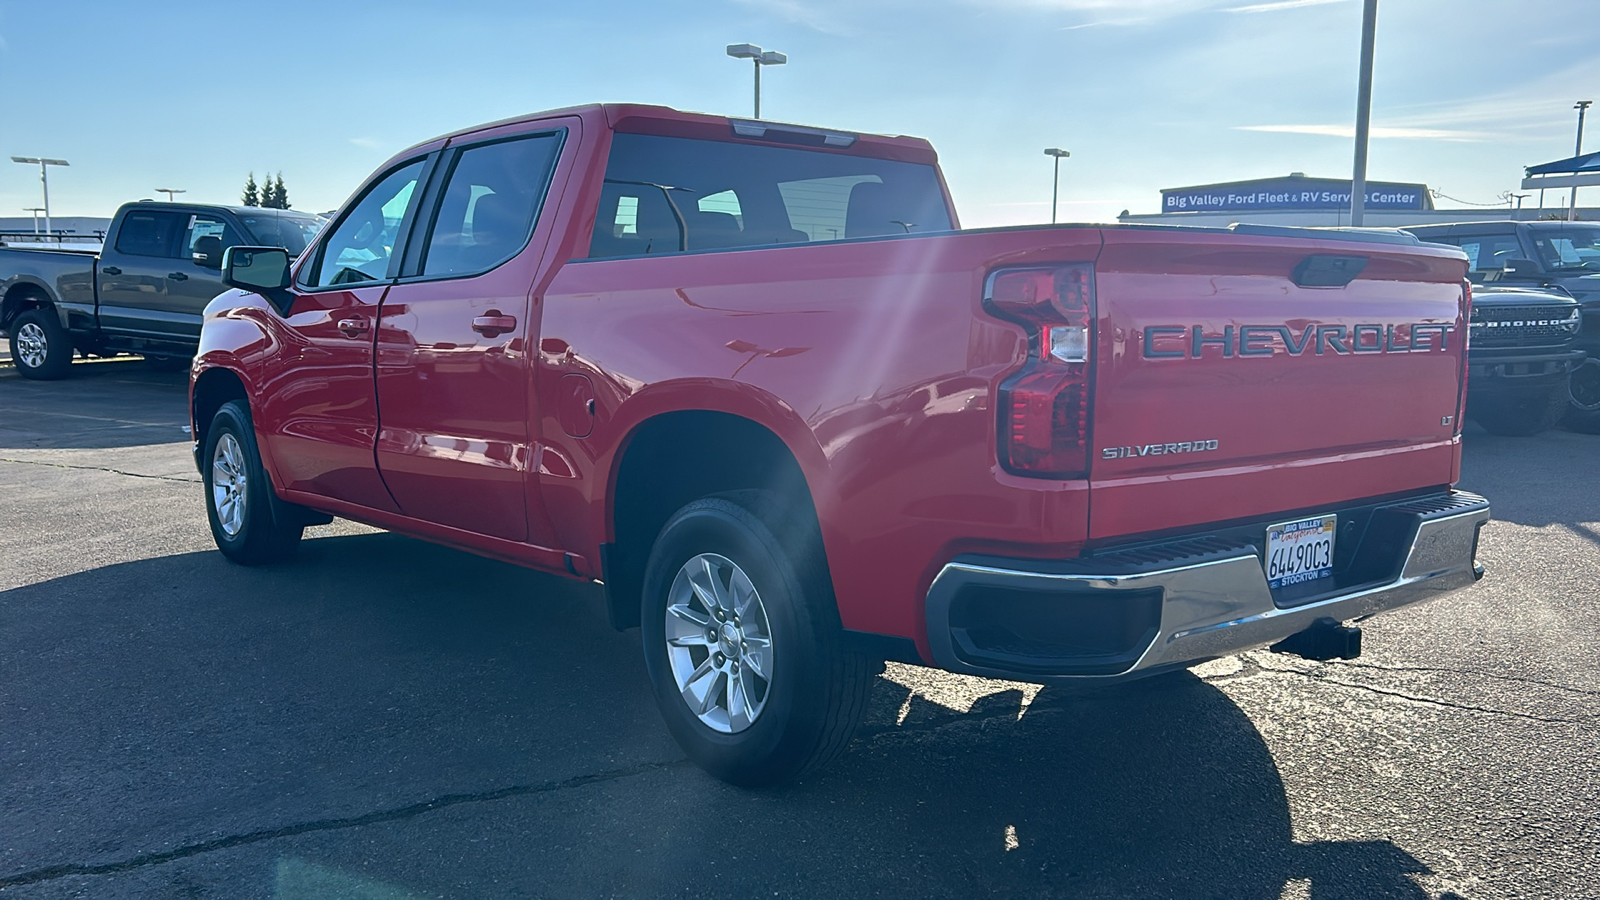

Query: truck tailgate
[1088,228,1469,541]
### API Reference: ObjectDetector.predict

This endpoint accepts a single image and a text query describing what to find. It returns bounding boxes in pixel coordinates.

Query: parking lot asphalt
[1,357,1596,900]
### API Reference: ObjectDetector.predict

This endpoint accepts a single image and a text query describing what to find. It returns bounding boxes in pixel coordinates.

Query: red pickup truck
[191,104,1490,785]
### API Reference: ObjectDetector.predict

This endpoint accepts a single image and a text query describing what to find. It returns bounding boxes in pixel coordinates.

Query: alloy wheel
[664,552,774,733]
[15,322,47,370]
[211,433,248,537]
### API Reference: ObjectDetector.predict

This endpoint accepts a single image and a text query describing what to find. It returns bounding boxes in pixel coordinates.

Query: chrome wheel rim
[664,553,774,734]
[1571,359,1600,412]
[211,433,248,537]
[15,322,47,369]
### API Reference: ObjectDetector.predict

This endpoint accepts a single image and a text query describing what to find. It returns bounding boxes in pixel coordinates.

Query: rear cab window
[588,133,951,259]
[113,210,187,257]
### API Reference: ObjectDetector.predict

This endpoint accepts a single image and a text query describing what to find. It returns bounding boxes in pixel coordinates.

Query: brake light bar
[984,264,1096,478]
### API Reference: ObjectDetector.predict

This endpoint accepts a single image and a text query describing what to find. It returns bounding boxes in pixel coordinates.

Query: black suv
[1457,283,1585,435]
[1404,221,1600,432]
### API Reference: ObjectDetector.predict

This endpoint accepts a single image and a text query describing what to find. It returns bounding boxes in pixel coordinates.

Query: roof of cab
[402,103,940,166]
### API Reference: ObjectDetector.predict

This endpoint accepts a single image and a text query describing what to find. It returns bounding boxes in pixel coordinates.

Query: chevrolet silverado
[190,104,1491,785]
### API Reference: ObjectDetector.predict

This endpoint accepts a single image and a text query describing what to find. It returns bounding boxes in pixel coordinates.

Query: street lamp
[1570,100,1592,222]
[1348,0,1378,227]
[1044,148,1070,224]
[727,43,787,119]
[11,157,69,236]
[155,188,186,202]
[22,207,45,234]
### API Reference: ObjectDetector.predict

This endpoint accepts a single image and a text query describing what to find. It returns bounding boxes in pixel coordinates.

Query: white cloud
[1236,124,1490,141]
[1224,0,1347,13]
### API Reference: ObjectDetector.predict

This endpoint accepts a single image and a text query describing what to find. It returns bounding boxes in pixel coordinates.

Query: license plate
[1264,515,1336,590]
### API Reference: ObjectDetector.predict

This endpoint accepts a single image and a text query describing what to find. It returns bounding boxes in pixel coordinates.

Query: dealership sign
[1162,178,1429,213]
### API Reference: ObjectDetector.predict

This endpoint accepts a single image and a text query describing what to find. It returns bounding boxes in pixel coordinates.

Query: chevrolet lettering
[1141,323,1456,360]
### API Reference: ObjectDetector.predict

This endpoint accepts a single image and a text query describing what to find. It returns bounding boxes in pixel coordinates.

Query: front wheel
[1471,385,1567,437]
[8,307,74,380]
[640,493,871,787]
[203,400,304,564]
[1565,357,1600,434]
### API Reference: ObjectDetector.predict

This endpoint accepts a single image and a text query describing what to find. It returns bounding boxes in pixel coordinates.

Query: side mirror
[221,246,291,292]
[1501,258,1540,277]
[191,235,224,268]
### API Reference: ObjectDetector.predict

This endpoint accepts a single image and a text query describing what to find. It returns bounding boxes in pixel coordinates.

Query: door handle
[168,272,189,281]
[101,266,122,275]
[336,317,370,337]
[471,313,517,338]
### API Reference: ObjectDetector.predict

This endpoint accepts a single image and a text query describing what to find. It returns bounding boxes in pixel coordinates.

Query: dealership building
[1116,172,1600,228]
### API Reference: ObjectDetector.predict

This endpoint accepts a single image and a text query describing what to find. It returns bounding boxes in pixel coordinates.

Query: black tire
[202,400,303,565]
[1564,357,1600,434]
[640,491,871,787]
[8,306,73,380]
[1471,385,1568,437]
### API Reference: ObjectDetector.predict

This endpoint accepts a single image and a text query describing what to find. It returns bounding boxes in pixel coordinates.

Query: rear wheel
[640,492,871,787]
[8,307,73,380]
[203,400,304,564]
[1564,357,1600,434]
[1472,384,1567,437]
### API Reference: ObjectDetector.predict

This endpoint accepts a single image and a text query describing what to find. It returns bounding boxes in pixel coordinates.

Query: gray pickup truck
[0,201,321,379]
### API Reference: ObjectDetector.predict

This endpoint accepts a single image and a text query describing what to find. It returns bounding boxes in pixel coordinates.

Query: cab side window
[113,211,186,258]
[305,160,426,288]
[183,214,239,263]
[419,133,563,278]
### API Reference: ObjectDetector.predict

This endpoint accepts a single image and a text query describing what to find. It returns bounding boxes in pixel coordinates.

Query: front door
[373,129,567,542]
[164,212,245,340]
[257,156,432,513]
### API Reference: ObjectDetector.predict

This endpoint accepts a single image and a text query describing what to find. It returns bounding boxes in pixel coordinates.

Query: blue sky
[1,0,1595,225]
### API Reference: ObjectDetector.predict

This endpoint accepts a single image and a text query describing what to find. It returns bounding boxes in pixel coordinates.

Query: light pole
[11,157,69,235]
[155,188,186,202]
[22,207,45,234]
[1044,148,1070,224]
[1569,100,1591,222]
[1348,0,1378,227]
[726,43,787,119]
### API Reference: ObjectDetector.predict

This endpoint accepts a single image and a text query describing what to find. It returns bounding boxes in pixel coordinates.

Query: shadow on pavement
[0,357,191,450]
[0,531,1450,898]
[1458,424,1599,529]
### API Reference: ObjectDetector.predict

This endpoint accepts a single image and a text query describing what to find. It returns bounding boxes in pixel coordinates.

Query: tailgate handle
[1292,255,1368,288]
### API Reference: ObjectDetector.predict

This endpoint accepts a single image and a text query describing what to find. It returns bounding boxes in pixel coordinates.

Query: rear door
[1088,229,1469,541]
[97,208,189,339]
[372,123,571,542]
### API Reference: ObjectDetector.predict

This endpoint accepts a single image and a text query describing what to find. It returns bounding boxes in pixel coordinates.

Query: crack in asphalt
[1323,659,1600,699]
[1260,667,1596,727]
[0,759,688,889]
[0,457,199,485]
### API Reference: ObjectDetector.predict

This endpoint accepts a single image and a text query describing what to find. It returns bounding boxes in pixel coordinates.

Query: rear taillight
[1454,281,1472,436]
[985,265,1095,478]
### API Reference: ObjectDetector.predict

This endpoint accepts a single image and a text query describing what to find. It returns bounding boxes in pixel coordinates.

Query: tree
[272,172,291,210]
[241,173,259,207]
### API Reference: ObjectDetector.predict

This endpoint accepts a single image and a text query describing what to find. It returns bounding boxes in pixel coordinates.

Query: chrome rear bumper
[925,491,1489,683]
